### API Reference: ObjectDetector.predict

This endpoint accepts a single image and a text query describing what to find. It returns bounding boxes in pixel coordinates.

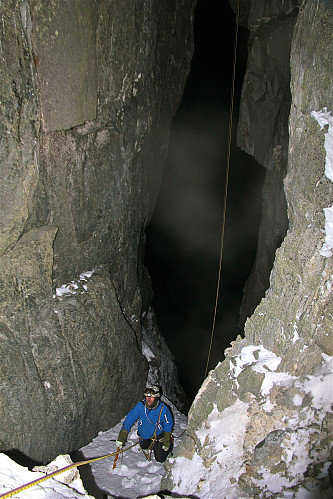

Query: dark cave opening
[144,0,265,402]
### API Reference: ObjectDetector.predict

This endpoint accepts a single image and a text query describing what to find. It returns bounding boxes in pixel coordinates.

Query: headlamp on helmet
[144,385,160,398]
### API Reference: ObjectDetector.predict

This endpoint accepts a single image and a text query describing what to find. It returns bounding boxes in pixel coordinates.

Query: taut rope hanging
[204,0,240,380]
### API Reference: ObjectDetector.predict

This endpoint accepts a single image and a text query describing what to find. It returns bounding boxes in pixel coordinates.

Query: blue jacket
[121,400,173,439]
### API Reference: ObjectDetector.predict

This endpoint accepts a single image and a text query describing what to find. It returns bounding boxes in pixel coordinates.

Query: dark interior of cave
[144,0,265,402]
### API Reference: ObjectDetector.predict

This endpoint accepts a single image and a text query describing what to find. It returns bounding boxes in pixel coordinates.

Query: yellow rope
[0,441,139,498]
[204,0,240,380]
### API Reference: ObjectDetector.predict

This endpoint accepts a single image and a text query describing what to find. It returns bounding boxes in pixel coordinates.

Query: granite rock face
[162,1,333,496]
[0,0,195,462]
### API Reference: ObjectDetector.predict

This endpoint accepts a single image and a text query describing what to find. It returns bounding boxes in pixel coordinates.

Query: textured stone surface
[237,366,265,401]
[0,0,195,461]
[30,0,98,131]
[0,265,148,462]
[0,2,40,256]
[163,342,333,497]
[142,304,188,410]
[245,0,333,369]
[236,3,299,326]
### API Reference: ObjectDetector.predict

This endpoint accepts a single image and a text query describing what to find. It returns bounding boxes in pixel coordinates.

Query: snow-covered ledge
[0,454,94,499]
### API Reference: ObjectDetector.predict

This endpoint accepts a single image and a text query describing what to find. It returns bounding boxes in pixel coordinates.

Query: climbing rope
[0,441,140,499]
[140,434,158,462]
[204,0,241,380]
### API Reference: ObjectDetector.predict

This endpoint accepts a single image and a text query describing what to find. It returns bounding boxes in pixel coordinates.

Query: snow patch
[54,270,95,298]
[0,453,93,498]
[292,322,300,343]
[261,371,297,396]
[169,345,333,497]
[169,399,249,498]
[301,359,333,410]
[230,344,282,378]
[321,206,333,257]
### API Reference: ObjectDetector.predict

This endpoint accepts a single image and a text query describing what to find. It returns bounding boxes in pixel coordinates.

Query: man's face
[145,395,156,407]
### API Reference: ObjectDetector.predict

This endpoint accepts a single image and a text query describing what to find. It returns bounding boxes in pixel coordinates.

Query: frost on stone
[229,344,282,379]
[320,206,333,257]
[311,108,333,257]
[292,322,300,343]
[167,400,249,498]
[53,269,95,298]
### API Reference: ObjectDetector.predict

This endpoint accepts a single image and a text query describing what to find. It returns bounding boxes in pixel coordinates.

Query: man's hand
[116,429,128,448]
[162,432,171,451]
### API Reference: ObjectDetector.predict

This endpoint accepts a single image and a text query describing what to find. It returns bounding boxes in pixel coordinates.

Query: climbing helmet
[144,385,160,398]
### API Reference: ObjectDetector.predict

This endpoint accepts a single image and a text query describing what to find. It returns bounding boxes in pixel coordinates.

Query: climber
[116,385,174,462]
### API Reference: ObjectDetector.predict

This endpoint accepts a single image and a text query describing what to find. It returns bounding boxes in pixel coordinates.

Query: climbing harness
[140,403,165,461]
[140,433,157,462]
[0,441,139,499]
[204,0,241,380]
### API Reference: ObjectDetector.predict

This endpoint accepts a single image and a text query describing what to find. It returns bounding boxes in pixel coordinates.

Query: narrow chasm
[144,0,267,402]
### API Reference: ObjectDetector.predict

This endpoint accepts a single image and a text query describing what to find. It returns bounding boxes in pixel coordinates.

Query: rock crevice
[0,0,196,461]
[162,1,333,496]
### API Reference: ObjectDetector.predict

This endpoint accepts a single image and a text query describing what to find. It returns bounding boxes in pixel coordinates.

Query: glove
[162,432,171,452]
[116,429,128,448]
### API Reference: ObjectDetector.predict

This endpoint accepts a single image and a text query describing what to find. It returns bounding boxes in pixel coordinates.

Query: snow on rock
[165,399,250,498]
[311,108,333,182]
[53,270,95,298]
[311,108,333,258]
[32,455,81,487]
[4,347,329,498]
[0,453,93,498]
[162,343,333,498]
[230,344,282,379]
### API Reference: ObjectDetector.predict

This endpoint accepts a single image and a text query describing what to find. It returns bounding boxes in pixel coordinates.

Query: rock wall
[232,0,301,326]
[162,0,333,496]
[0,0,195,462]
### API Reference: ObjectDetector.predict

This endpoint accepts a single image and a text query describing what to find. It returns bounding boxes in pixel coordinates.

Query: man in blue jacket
[116,385,174,462]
